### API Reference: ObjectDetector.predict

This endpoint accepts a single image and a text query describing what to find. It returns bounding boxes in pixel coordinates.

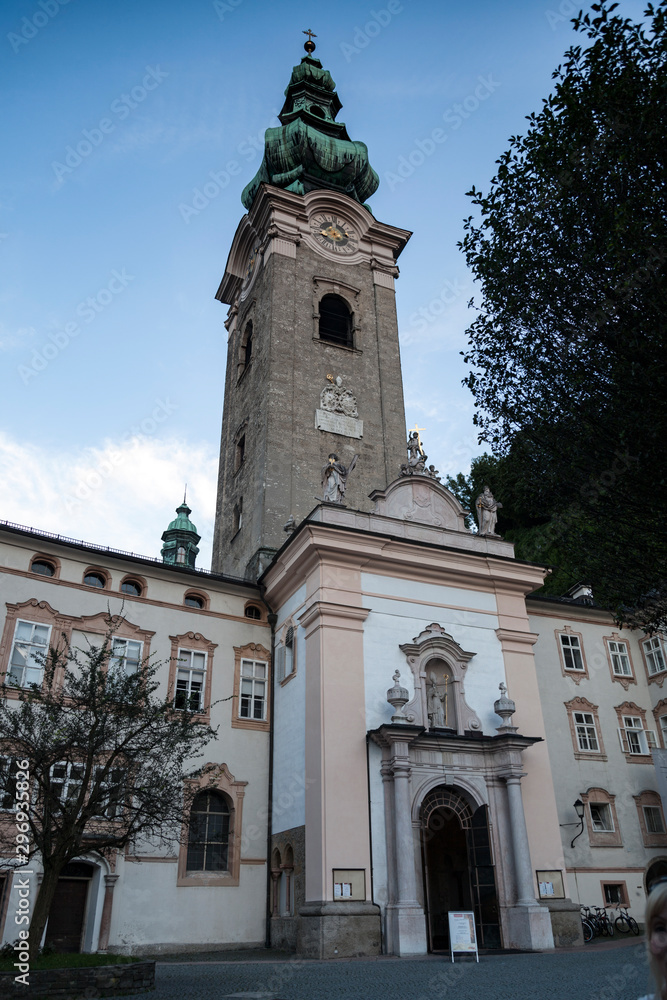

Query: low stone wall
[0,959,154,998]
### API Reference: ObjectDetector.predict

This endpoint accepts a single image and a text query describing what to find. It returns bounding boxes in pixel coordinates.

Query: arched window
[240,320,253,371]
[186,790,230,872]
[83,572,106,589]
[233,499,243,535]
[184,593,205,610]
[121,580,142,597]
[244,605,261,620]
[319,294,353,348]
[30,559,55,577]
[176,546,186,565]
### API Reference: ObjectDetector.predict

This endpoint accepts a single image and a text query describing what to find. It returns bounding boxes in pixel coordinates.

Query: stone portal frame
[399,623,481,735]
[177,763,247,887]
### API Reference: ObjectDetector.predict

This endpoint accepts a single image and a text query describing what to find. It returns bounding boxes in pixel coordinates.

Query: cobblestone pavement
[127,938,652,1000]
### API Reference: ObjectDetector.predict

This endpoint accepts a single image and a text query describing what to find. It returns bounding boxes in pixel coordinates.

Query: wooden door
[44,878,89,952]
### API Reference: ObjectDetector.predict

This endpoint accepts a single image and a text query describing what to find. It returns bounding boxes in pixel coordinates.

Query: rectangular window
[560,633,584,671]
[93,766,126,819]
[174,650,206,712]
[590,803,614,832]
[609,640,632,677]
[7,620,51,688]
[240,659,267,720]
[51,762,85,809]
[276,627,295,682]
[644,637,667,676]
[0,758,18,811]
[619,716,653,755]
[644,806,666,835]
[109,638,142,676]
[603,883,627,905]
[574,711,599,752]
[660,716,667,747]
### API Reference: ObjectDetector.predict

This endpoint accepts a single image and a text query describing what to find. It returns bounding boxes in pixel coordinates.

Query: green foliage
[458,1,667,628]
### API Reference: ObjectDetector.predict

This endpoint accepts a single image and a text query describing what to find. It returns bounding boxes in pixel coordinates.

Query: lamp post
[559,798,586,848]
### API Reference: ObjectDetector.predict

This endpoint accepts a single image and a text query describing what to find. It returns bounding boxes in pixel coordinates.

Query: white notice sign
[448,911,479,963]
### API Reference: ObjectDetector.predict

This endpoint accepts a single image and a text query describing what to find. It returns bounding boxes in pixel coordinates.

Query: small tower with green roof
[161,498,200,569]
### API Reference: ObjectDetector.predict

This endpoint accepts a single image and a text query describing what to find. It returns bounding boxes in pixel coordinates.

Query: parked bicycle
[614,905,640,935]
[580,904,615,941]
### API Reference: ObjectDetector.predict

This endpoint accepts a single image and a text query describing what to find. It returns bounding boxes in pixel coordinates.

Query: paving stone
[116,939,652,1000]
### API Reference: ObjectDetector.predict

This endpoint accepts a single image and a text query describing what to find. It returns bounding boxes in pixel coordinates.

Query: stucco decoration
[399,623,482,735]
[320,375,358,417]
[369,477,470,531]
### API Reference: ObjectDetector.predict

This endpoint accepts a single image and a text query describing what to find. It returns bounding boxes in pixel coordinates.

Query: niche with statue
[399,623,482,735]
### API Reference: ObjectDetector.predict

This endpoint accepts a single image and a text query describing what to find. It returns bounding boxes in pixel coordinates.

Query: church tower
[211,38,411,580]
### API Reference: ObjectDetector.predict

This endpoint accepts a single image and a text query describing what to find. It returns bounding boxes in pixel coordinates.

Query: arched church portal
[420,786,500,951]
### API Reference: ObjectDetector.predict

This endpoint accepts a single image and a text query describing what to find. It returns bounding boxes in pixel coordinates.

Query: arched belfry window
[186,790,230,872]
[238,320,253,377]
[319,294,353,348]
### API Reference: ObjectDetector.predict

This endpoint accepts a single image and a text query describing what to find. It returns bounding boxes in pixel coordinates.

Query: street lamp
[571,798,585,848]
[559,798,586,848]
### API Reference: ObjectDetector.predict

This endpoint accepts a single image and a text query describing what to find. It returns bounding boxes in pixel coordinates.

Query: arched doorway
[44,861,95,952]
[421,786,500,951]
[646,858,667,892]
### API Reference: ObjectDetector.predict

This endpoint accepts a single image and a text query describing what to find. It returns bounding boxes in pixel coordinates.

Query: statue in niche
[321,453,358,504]
[320,375,358,418]
[426,671,447,728]
[476,485,503,535]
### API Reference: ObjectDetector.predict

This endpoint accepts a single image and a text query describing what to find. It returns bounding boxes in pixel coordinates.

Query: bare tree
[0,614,218,960]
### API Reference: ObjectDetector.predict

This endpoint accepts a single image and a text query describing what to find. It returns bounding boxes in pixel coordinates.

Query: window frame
[589,802,614,833]
[634,791,667,847]
[604,633,636,687]
[318,293,354,348]
[601,881,629,907]
[232,642,271,732]
[185,790,231,874]
[184,591,208,611]
[581,787,622,847]
[6,618,53,689]
[119,577,144,598]
[565,697,607,760]
[276,621,296,684]
[557,627,587,678]
[109,636,143,678]
[29,557,57,578]
[168,632,217,723]
[177,763,247,887]
[615,702,656,762]
[643,635,667,680]
[174,648,207,714]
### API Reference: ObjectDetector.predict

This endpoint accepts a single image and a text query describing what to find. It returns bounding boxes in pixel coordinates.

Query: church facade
[1,40,666,959]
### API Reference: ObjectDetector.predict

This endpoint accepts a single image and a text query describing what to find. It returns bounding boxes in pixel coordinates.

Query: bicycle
[614,905,640,936]
[593,905,614,937]
[580,905,596,943]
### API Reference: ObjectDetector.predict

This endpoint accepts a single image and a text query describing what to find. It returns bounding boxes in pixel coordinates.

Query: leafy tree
[0,616,217,960]
[458,1,667,628]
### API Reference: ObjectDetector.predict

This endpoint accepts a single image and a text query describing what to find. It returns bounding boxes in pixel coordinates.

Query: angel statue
[321,453,358,505]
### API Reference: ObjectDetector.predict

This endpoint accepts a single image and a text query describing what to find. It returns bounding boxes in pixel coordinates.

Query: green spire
[241,36,379,210]
[161,497,201,569]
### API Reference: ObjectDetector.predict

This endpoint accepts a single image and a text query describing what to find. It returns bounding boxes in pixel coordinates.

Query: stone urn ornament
[386,670,409,723]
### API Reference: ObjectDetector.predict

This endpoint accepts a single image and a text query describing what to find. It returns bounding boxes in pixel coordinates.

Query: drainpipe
[260,584,277,950]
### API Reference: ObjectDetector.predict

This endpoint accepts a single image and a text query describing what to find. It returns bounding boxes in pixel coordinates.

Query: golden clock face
[311,215,357,255]
[242,246,259,289]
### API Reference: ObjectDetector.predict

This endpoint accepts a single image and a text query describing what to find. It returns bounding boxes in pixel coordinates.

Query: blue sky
[0,0,648,568]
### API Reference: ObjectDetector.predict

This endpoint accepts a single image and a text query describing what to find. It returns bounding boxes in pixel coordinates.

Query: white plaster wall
[360,573,504,735]
[108,856,266,950]
[272,584,307,833]
[367,741,389,909]
[529,606,662,905]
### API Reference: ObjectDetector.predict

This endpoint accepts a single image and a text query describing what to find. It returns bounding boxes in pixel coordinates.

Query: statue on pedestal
[476,485,503,535]
[426,672,446,729]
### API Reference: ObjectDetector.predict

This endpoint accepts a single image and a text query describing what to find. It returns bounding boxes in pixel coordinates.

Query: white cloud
[0,431,218,569]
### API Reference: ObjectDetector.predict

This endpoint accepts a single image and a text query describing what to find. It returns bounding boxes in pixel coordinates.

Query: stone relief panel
[370,478,469,531]
[315,374,363,439]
